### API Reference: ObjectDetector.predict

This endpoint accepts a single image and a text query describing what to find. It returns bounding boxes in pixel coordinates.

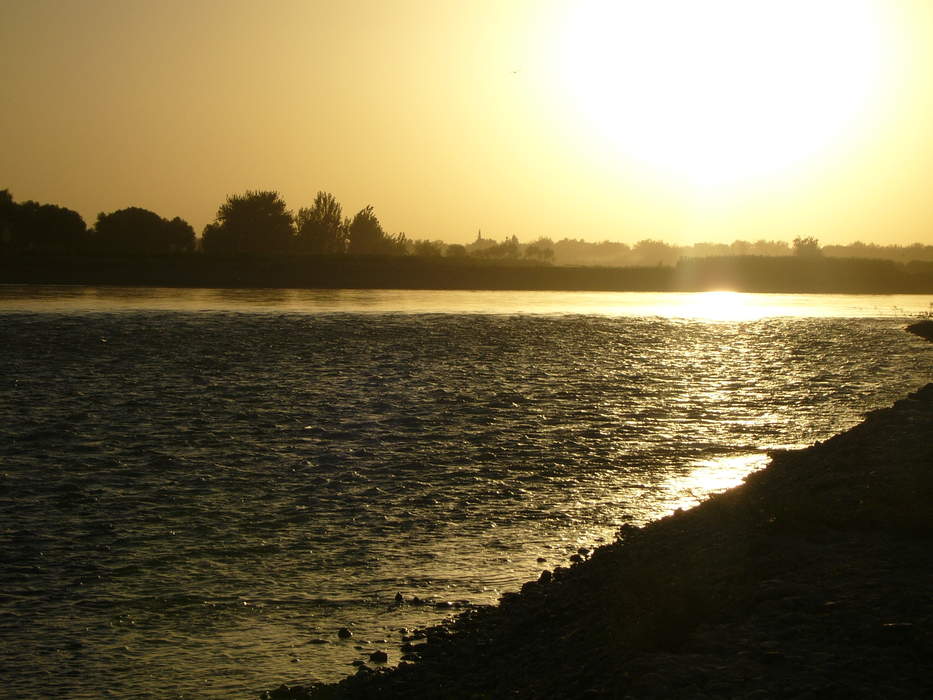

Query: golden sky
[2,0,932,245]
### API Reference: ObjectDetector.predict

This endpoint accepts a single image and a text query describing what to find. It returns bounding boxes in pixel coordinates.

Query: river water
[2,286,932,698]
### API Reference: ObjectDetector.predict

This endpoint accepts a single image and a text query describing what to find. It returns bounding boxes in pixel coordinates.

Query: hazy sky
[3,0,933,245]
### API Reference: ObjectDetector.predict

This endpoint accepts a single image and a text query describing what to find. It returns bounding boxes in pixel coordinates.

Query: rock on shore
[266,334,933,699]
[908,319,933,342]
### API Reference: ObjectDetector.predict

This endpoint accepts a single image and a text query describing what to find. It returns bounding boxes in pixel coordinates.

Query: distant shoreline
[2,253,933,295]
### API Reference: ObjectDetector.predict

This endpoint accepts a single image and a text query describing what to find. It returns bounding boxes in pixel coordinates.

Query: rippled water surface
[2,287,932,697]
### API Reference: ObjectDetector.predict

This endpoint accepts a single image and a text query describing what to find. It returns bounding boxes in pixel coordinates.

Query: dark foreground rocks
[908,319,933,342]
[265,356,933,699]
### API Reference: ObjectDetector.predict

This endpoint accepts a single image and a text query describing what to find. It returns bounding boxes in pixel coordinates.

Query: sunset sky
[3,0,932,245]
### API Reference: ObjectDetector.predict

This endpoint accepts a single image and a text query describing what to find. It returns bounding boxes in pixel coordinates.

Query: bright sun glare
[553,0,888,191]
[679,290,754,321]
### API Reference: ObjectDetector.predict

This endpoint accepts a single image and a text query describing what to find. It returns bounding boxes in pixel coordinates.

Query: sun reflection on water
[655,290,784,321]
[2,286,932,318]
[662,453,771,514]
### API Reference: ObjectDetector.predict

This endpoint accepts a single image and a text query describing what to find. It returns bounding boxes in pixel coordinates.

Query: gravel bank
[265,325,933,699]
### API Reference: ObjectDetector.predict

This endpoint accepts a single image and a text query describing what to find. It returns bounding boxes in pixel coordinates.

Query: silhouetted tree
[477,235,520,259]
[296,191,346,254]
[525,237,555,263]
[551,237,634,266]
[750,239,791,256]
[0,190,14,247]
[633,239,679,266]
[93,207,193,255]
[2,194,87,253]
[446,243,467,257]
[347,205,404,255]
[202,190,294,255]
[165,217,196,253]
[793,236,822,257]
[503,235,521,259]
[821,241,933,263]
[413,239,443,256]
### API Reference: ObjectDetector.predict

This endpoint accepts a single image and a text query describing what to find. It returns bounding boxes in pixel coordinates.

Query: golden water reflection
[662,453,771,514]
[1,285,931,318]
[663,290,770,321]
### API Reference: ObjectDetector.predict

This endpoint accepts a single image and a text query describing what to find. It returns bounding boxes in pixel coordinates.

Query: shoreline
[266,323,933,698]
[3,253,933,295]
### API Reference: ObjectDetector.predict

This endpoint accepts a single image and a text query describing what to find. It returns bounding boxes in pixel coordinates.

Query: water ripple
[2,310,932,696]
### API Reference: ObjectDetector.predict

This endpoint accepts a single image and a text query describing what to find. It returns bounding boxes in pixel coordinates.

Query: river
[2,286,932,697]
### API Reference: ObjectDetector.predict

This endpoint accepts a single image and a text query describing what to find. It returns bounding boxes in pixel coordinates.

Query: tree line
[0,189,196,256]
[0,189,414,258]
[3,187,933,267]
[200,190,410,256]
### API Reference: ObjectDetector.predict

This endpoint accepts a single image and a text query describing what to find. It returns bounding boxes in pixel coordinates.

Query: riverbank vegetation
[3,188,933,293]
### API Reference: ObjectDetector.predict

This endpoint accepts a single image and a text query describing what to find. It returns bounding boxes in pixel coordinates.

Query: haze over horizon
[3,0,932,247]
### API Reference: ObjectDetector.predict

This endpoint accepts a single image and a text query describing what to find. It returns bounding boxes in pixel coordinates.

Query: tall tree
[296,191,346,254]
[202,190,294,255]
[793,236,822,258]
[347,205,404,255]
[0,190,14,246]
[93,207,193,255]
[3,194,86,253]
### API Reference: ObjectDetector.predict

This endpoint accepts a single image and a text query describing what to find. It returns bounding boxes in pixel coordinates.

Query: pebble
[337,627,353,639]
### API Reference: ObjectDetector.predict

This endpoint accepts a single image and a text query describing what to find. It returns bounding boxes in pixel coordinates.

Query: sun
[550,0,890,191]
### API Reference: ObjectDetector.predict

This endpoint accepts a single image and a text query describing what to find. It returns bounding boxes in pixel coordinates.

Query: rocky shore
[265,324,933,699]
